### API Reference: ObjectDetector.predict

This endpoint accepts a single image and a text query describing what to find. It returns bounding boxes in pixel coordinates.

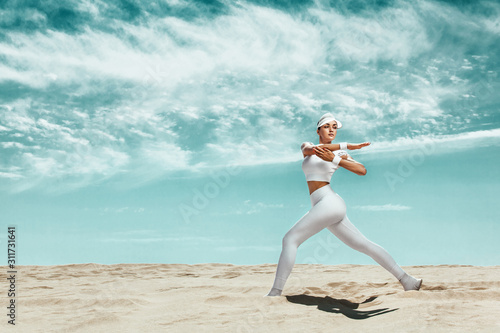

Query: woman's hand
[348,142,371,150]
[313,146,334,161]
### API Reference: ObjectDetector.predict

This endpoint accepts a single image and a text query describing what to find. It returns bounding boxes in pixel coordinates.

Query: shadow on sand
[285,295,398,319]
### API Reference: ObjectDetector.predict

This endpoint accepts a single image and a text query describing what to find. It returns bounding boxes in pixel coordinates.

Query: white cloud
[309,4,433,64]
[215,245,281,252]
[354,204,412,211]
[2,142,27,149]
[0,1,498,193]
[243,200,285,215]
[0,172,24,179]
[138,141,193,171]
[22,153,58,176]
[100,237,166,243]
[2,111,38,133]
[358,128,500,157]
[37,118,73,133]
[5,146,130,193]
[98,235,217,243]
[213,199,285,216]
[98,206,144,214]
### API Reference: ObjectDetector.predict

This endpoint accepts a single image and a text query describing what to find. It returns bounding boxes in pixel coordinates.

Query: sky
[0,0,499,266]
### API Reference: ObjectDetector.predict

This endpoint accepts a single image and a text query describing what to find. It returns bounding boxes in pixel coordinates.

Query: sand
[1,263,500,332]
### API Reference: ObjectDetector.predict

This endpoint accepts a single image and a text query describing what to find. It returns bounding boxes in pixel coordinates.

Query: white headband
[317,113,343,129]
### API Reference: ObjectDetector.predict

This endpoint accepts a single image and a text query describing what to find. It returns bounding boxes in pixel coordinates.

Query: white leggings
[271,185,406,290]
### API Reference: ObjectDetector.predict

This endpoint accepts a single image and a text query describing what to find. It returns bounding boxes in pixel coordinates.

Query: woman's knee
[282,232,300,249]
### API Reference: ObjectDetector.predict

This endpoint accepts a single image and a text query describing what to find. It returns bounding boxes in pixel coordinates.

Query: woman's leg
[267,198,345,295]
[326,215,422,290]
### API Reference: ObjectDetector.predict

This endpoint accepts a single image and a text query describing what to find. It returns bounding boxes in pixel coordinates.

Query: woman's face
[317,121,338,142]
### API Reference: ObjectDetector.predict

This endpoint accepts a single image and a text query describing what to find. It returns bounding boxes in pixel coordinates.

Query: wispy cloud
[357,128,500,158]
[212,199,285,216]
[99,236,217,243]
[97,207,145,214]
[0,171,24,179]
[0,0,498,193]
[215,245,281,252]
[353,204,412,211]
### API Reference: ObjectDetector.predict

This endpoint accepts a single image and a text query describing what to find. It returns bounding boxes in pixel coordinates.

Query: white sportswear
[301,141,347,182]
[267,142,422,294]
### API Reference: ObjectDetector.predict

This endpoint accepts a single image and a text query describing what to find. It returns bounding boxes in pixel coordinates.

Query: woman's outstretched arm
[320,142,371,151]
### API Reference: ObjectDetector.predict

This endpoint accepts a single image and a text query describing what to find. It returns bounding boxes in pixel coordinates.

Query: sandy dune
[2,263,500,332]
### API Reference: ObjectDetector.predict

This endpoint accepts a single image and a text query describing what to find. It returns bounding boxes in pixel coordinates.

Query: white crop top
[301,142,345,182]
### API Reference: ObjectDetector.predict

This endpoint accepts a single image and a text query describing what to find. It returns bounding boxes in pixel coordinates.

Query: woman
[265,113,422,297]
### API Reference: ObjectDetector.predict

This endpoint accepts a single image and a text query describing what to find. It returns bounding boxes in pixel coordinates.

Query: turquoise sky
[0,0,499,266]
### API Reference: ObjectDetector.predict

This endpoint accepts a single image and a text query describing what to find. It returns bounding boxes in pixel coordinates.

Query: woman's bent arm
[338,158,367,176]
[302,142,371,158]
[301,142,316,156]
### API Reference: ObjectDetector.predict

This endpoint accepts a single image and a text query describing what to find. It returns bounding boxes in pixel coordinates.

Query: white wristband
[332,155,342,168]
[340,142,348,150]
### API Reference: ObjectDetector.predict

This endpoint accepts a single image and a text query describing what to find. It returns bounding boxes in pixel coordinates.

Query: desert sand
[1,263,500,332]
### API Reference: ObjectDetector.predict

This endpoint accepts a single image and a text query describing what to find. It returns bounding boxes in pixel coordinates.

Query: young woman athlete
[265,113,422,297]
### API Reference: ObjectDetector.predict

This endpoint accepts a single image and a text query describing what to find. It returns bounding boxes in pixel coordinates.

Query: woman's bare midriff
[307,181,330,195]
